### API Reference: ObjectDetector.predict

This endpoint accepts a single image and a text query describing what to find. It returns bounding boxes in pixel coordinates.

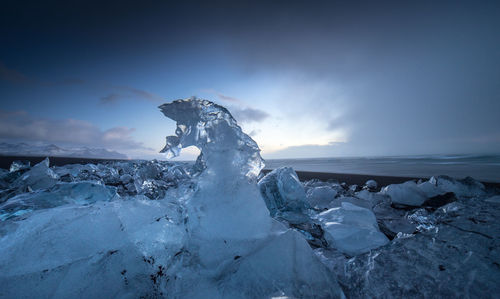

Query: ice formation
[159,98,263,179]
[0,98,344,298]
[316,202,389,256]
[0,97,499,298]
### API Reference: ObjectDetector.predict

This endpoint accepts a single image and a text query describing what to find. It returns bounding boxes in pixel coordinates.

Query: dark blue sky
[1,0,500,159]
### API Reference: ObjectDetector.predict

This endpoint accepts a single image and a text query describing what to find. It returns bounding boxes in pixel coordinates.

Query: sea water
[265,154,500,182]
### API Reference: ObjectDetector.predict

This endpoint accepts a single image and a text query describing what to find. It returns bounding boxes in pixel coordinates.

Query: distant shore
[1,155,499,188]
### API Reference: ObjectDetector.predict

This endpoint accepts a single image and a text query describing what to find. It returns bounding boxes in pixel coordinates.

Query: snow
[0,142,127,159]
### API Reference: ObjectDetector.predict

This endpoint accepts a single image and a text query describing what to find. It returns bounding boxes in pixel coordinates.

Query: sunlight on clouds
[231,72,351,156]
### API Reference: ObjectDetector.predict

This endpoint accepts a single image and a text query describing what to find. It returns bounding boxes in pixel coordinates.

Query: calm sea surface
[264,155,500,182]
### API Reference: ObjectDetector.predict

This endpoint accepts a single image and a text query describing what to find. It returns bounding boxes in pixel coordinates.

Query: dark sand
[1,155,499,188]
[262,169,500,189]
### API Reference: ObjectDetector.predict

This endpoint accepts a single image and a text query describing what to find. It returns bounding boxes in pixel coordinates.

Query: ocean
[264,154,500,182]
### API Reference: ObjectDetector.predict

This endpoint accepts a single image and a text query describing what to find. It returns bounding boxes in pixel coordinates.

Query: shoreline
[262,169,423,187]
[1,155,499,188]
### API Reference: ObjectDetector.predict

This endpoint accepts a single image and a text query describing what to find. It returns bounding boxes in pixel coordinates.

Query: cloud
[217,93,241,103]
[264,142,347,159]
[100,94,122,104]
[0,62,162,104]
[99,86,163,104]
[0,109,149,150]
[230,107,270,123]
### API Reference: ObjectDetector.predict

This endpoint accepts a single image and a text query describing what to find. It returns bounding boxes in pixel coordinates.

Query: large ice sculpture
[157,97,343,297]
[159,97,264,179]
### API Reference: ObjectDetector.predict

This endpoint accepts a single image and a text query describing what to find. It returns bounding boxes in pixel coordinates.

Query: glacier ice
[1,97,499,298]
[159,98,264,179]
[335,196,500,298]
[430,175,486,198]
[363,179,378,190]
[0,181,118,221]
[12,157,59,191]
[306,185,338,210]
[316,202,389,256]
[381,180,428,207]
[258,167,310,218]
[0,97,346,298]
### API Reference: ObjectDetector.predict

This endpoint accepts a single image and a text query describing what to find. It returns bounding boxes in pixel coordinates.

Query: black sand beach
[1,155,499,188]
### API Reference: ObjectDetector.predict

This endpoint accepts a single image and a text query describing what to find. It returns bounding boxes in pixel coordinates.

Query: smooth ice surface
[316,202,389,256]
[381,181,428,206]
[306,185,338,210]
[258,167,309,218]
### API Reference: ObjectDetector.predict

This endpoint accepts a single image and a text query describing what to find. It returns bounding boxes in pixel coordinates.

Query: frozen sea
[265,154,500,182]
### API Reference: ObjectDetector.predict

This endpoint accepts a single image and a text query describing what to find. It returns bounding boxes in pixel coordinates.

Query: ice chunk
[316,202,389,256]
[332,195,373,210]
[258,167,309,217]
[431,175,486,198]
[417,180,446,198]
[363,179,378,190]
[159,97,264,179]
[0,199,186,298]
[9,160,30,173]
[372,196,417,239]
[0,182,118,221]
[381,181,428,207]
[306,185,338,210]
[12,158,59,190]
[216,230,344,298]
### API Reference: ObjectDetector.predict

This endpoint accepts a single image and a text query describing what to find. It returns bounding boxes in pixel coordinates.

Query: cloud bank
[0,110,149,151]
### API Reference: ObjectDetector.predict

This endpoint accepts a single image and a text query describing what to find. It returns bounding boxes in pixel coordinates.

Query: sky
[1,0,500,160]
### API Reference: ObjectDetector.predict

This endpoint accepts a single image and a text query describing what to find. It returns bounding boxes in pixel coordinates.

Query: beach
[2,155,499,189]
